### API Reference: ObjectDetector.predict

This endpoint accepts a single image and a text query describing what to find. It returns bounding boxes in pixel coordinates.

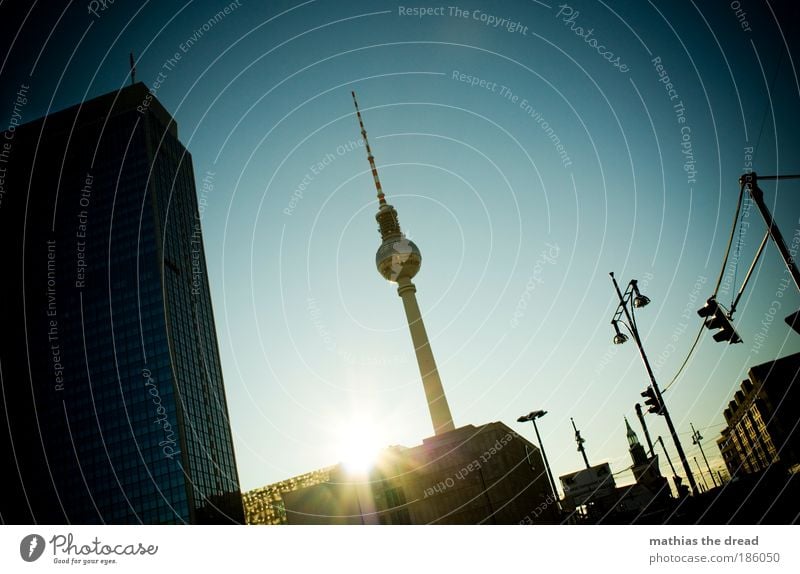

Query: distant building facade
[0,84,243,523]
[625,418,668,493]
[717,352,800,476]
[557,420,671,523]
[254,422,558,525]
[243,467,334,524]
[559,463,616,512]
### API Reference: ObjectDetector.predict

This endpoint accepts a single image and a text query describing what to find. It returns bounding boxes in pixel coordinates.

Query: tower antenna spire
[351,91,386,206]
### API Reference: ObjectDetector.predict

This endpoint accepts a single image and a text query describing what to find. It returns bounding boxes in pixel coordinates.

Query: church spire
[625,417,648,467]
[625,417,639,448]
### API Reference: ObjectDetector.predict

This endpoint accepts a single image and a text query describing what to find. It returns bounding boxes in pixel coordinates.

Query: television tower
[351,92,455,435]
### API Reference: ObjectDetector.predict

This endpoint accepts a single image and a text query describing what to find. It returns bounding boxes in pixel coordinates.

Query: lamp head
[518,410,547,422]
[631,280,650,308]
[612,320,628,344]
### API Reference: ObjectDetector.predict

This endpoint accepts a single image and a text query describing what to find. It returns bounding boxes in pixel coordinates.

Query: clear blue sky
[2,0,799,491]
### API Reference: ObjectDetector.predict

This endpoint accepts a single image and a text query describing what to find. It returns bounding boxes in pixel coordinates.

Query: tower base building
[246,423,558,525]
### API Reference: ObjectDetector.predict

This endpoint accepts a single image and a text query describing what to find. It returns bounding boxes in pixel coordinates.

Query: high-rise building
[0,83,243,524]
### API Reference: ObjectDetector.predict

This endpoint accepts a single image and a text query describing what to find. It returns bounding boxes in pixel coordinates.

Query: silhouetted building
[282,466,378,525]
[267,422,557,525]
[625,418,667,491]
[0,83,243,523]
[717,352,800,476]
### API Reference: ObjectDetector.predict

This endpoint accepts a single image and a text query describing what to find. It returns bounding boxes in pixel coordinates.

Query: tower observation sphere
[376,234,422,283]
[374,201,422,282]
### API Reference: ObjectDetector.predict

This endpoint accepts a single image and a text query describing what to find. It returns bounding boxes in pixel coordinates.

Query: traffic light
[786,309,800,335]
[641,386,663,415]
[673,476,689,499]
[697,297,742,344]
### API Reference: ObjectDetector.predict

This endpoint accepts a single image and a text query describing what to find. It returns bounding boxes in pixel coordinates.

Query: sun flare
[335,415,385,474]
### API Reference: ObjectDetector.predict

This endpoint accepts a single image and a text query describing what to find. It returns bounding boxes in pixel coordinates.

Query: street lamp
[517,410,559,503]
[691,423,719,488]
[612,320,629,345]
[631,280,651,308]
[608,272,699,496]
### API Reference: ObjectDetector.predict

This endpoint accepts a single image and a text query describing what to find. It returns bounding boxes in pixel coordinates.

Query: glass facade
[0,84,243,524]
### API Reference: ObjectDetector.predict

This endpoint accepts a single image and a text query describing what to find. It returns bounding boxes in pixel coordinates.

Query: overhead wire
[752,22,789,160]
[730,195,750,308]
[661,324,704,393]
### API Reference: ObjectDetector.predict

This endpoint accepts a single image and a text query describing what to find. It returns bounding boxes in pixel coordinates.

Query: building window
[390,508,411,525]
[385,486,407,509]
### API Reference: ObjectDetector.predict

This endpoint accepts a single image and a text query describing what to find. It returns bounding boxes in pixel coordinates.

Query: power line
[730,196,750,308]
[661,322,705,393]
[677,423,727,437]
[752,28,789,160]
[661,170,745,392]
[712,185,746,298]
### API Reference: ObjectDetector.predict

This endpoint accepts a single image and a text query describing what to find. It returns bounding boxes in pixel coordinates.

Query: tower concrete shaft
[352,91,455,435]
[397,277,455,434]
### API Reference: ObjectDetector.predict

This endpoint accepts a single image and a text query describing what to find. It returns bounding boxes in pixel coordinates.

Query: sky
[1,0,799,492]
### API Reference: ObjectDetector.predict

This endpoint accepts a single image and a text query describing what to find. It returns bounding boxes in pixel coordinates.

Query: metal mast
[571,418,590,469]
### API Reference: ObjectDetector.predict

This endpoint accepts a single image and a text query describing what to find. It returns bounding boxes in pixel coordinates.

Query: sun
[334,414,385,475]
